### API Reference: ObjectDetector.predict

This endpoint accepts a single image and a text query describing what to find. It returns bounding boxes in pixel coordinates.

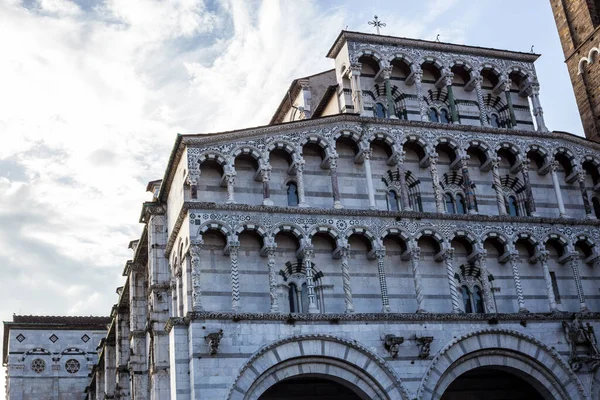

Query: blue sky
[0,0,581,391]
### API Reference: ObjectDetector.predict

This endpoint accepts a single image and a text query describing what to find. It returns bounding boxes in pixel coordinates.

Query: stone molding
[418,328,587,400]
[225,333,410,400]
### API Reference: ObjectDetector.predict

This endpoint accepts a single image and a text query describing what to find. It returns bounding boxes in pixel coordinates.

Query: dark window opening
[387,191,400,211]
[429,108,439,122]
[445,193,455,214]
[374,103,386,118]
[440,109,450,123]
[462,286,472,313]
[550,271,561,304]
[593,197,600,219]
[287,182,299,206]
[507,195,519,216]
[456,193,466,214]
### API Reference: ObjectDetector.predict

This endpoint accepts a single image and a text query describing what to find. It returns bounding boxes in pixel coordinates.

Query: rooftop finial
[368,15,386,35]
[436,34,441,42]
[530,45,535,53]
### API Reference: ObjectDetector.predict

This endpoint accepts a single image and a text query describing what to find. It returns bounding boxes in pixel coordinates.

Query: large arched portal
[259,376,364,399]
[441,367,545,400]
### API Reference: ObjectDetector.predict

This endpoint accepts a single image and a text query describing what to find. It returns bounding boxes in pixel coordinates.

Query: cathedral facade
[84,31,600,399]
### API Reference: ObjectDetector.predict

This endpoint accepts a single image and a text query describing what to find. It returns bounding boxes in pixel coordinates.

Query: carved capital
[383,334,404,358]
[416,336,434,358]
[205,330,223,355]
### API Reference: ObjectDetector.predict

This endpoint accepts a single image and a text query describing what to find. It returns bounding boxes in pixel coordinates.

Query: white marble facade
[86,32,600,399]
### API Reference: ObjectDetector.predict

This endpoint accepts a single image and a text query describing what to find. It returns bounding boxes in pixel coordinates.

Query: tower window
[461,286,472,313]
[462,285,485,314]
[456,193,466,214]
[287,182,299,206]
[490,113,500,128]
[506,195,519,216]
[387,190,400,211]
[374,103,386,118]
[445,193,455,214]
[440,109,450,123]
[429,108,439,122]
[593,197,600,219]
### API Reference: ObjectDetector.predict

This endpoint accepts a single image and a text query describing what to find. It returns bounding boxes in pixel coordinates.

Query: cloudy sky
[0,0,581,388]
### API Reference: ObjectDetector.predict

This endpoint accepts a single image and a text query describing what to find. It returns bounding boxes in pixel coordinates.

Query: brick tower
[551,0,600,141]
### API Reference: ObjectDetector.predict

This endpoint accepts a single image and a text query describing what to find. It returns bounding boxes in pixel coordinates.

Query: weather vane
[368,15,386,35]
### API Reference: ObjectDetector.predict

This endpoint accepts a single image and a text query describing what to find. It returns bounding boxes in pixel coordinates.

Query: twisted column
[491,157,508,215]
[459,156,477,214]
[338,246,355,313]
[569,252,589,312]
[410,241,426,313]
[302,245,319,313]
[473,250,496,313]
[190,240,204,311]
[414,68,428,121]
[260,163,274,206]
[227,239,241,312]
[550,161,567,217]
[577,169,594,218]
[264,241,279,312]
[444,73,459,123]
[397,151,411,210]
[363,148,377,209]
[329,155,343,209]
[443,247,461,313]
[519,160,537,216]
[383,67,395,118]
[375,246,391,313]
[537,249,558,312]
[526,83,548,132]
[503,78,517,128]
[429,154,445,213]
[224,164,236,204]
[508,252,528,313]
[474,76,489,126]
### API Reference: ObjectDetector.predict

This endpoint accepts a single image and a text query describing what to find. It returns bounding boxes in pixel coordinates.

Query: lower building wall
[166,316,600,400]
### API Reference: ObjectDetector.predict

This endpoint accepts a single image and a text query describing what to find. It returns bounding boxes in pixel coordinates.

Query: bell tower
[550,0,600,141]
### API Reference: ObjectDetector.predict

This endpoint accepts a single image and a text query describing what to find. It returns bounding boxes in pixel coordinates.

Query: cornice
[326,30,541,62]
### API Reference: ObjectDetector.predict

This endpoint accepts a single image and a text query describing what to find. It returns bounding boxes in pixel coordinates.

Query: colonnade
[183,234,593,315]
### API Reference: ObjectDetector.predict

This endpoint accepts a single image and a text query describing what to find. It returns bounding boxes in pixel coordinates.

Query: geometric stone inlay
[16,334,25,343]
[49,334,58,343]
[81,334,90,343]
[65,359,80,374]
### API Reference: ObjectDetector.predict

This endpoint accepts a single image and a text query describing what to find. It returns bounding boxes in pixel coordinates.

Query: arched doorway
[259,376,364,399]
[441,367,545,399]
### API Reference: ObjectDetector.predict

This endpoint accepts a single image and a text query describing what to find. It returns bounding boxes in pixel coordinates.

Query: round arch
[418,328,587,400]
[226,334,410,400]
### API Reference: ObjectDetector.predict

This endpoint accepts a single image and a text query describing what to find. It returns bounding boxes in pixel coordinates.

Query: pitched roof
[10,315,111,326]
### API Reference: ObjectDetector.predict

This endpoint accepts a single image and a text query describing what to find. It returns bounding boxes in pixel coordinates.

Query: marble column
[382,67,395,118]
[375,246,391,313]
[474,76,489,126]
[519,160,538,216]
[536,249,558,312]
[224,164,236,204]
[226,238,241,312]
[294,158,308,207]
[577,169,594,218]
[508,252,528,313]
[414,68,428,121]
[410,242,426,313]
[189,239,204,311]
[338,245,355,313]
[329,155,343,209]
[491,157,508,215]
[473,250,496,313]
[264,240,279,312]
[550,161,567,217]
[302,245,319,313]
[443,247,461,313]
[503,79,517,128]
[260,163,274,206]
[445,73,459,123]
[397,151,412,210]
[363,148,377,209]
[349,64,364,114]
[569,252,589,312]
[429,154,445,213]
[526,83,548,132]
[459,156,477,214]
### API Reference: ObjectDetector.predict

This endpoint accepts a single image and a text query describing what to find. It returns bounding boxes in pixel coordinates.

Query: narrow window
[289,283,299,312]
[300,283,309,313]
[287,182,299,206]
[429,108,439,122]
[593,197,600,219]
[507,196,519,216]
[387,191,399,211]
[445,193,455,214]
[374,103,386,118]
[550,271,561,304]
[440,109,450,124]
[490,113,500,128]
[473,286,485,313]
[456,193,466,214]
[461,286,473,313]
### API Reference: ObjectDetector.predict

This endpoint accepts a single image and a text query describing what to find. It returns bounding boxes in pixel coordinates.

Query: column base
[382,305,391,313]
[226,200,236,205]
[263,199,274,206]
[530,212,539,217]
[586,213,596,220]
[559,212,570,218]
[416,308,427,314]
[299,203,309,208]
[333,201,343,209]
[345,307,355,313]
[369,205,378,210]
[580,305,591,313]
[518,308,529,313]
[467,209,478,215]
[308,306,320,314]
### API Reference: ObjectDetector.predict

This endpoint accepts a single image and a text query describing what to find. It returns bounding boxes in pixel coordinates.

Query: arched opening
[441,367,544,400]
[259,376,364,400]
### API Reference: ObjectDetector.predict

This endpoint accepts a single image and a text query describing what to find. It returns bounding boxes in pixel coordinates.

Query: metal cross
[368,15,386,35]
